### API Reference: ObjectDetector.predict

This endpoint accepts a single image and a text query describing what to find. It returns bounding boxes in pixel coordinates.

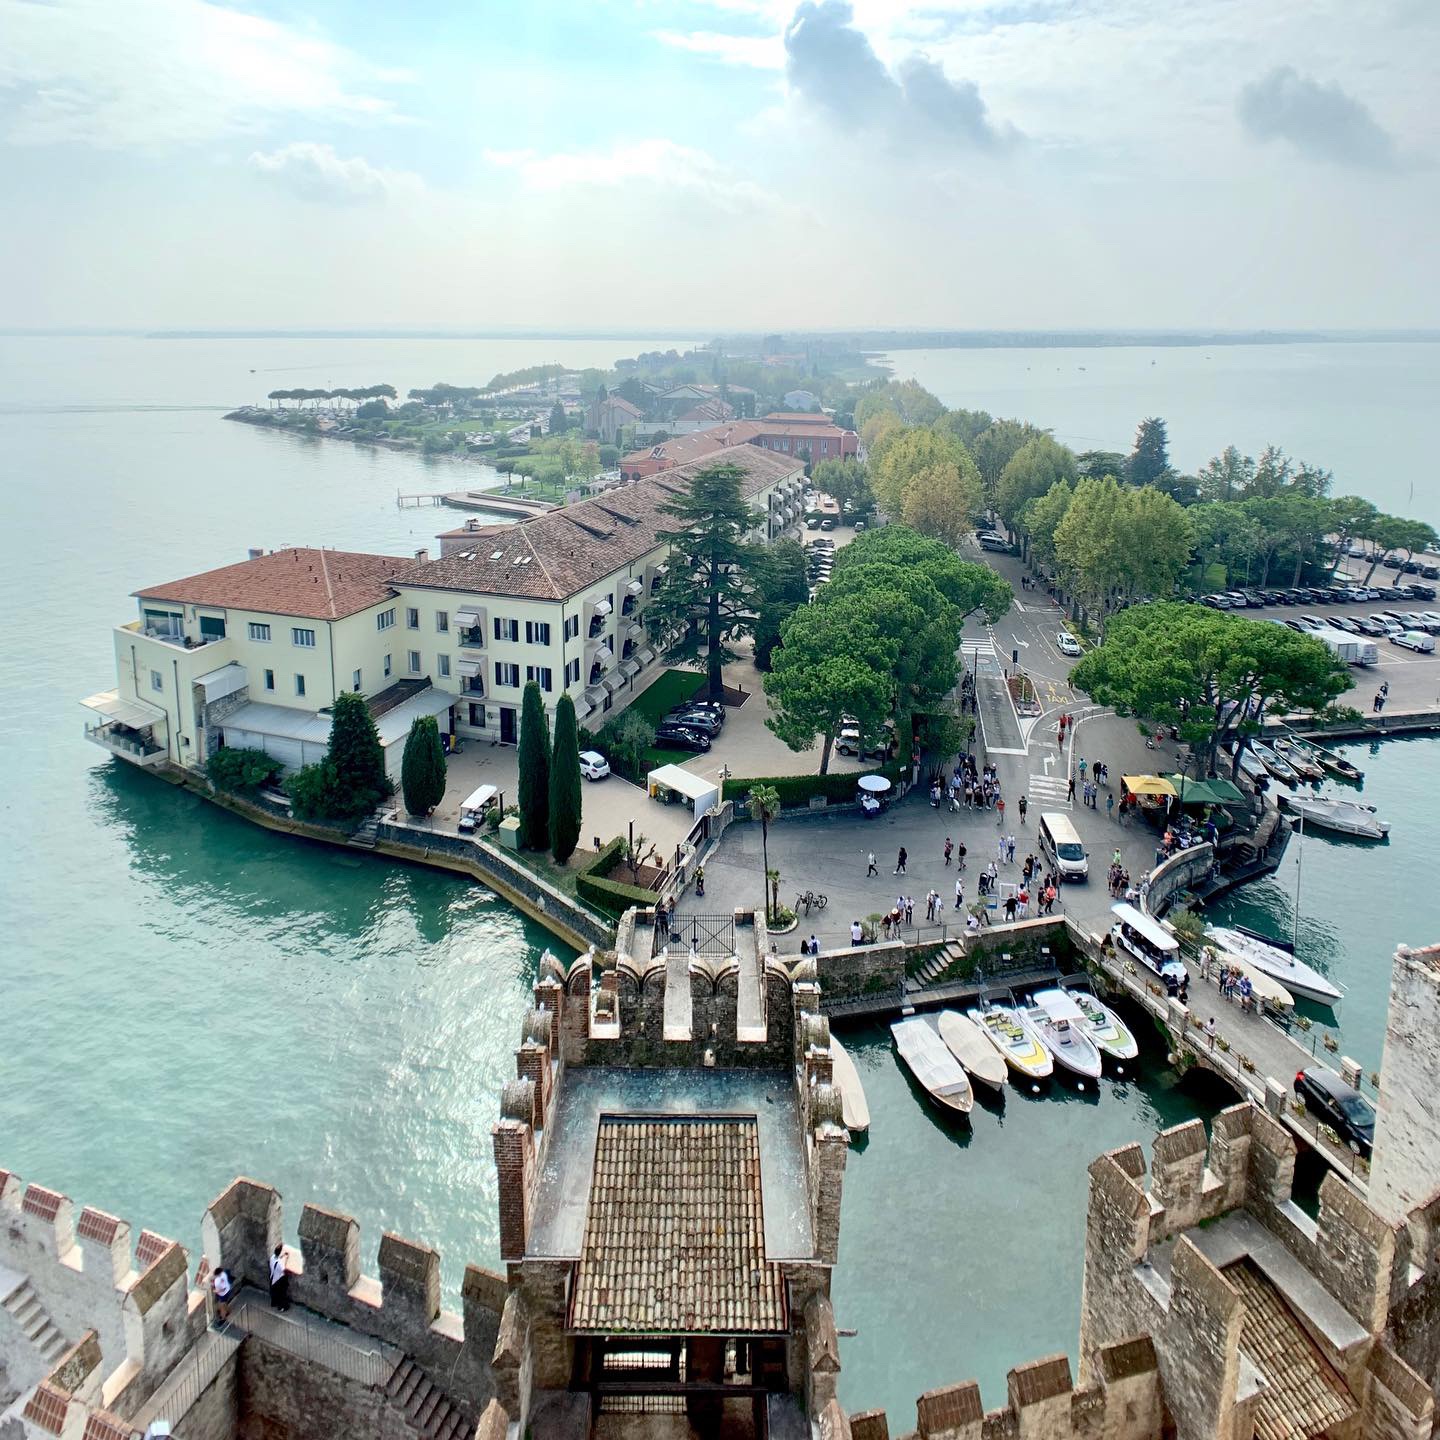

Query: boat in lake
[891,1018,973,1116]
[828,1034,870,1134]
[1251,741,1298,785]
[1312,746,1364,784]
[1207,926,1343,1006]
[1022,990,1104,1080]
[1281,794,1390,840]
[1235,749,1270,787]
[1059,982,1139,1062]
[1272,738,1324,783]
[937,1010,1008,1092]
[967,994,1054,1081]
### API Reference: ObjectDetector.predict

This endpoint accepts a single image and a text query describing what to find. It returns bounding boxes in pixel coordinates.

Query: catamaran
[1207,926,1343,1006]
[891,1018,974,1116]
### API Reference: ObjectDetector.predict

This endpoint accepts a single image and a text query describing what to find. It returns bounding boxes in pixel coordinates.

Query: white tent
[646,764,720,822]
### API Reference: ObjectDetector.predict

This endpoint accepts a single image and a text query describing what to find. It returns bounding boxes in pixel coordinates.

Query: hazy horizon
[2,0,1436,332]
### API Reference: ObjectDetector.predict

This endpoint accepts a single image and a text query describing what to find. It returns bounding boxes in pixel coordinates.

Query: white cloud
[248,142,421,205]
[0,0,408,148]
[652,30,786,68]
[483,139,775,212]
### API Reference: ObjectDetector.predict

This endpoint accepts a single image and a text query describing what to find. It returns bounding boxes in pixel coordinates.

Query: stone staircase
[384,1357,472,1440]
[911,941,966,988]
[2,1277,67,1366]
[348,815,380,850]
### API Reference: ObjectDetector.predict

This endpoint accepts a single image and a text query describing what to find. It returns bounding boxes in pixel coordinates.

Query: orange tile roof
[136,547,415,621]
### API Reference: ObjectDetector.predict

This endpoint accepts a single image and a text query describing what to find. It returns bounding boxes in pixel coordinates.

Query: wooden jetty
[396,490,558,518]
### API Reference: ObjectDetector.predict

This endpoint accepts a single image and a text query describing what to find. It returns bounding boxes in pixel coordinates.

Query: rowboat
[828,1034,871,1134]
[1312,747,1364,784]
[937,1010,1008,1092]
[1272,739,1325,783]
[1281,794,1390,841]
[1251,742,1298,785]
[1207,925,1342,1006]
[1235,750,1270,787]
[891,1018,973,1116]
[1023,990,1104,1080]
[1060,982,1139,1062]
[967,995,1053,1080]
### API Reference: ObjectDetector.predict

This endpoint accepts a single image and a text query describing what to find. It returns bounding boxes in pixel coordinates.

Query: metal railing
[129,1326,241,1435]
[232,1297,392,1388]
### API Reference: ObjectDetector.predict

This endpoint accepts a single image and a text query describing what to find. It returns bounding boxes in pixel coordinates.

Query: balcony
[457,626,485,649]
[124,621,223,651]
[458,658,484,695]
[455,607,487,647]
[85,721,167,766]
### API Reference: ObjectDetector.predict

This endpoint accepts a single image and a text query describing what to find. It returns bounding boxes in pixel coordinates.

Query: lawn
[629,668,708,726]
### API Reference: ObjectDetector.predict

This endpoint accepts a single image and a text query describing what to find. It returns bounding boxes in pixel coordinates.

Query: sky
[1,0,1436,332]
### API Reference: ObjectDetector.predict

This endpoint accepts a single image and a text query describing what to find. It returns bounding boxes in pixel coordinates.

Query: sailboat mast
[1292,813,1304,951]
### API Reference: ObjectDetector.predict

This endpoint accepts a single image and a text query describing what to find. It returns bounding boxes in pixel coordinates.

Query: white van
[1110,902,1186,992]
[1038,812,1088,880]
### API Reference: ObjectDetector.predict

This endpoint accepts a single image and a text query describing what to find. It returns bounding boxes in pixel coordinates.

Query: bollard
[1264,1077,1286,1117]
[1339,1056,1363,1089]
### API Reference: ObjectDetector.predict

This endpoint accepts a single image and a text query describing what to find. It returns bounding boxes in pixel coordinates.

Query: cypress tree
[548,693,583,863]
[401,715,447,816]
[327,690,389,817]
[517,681,550,850]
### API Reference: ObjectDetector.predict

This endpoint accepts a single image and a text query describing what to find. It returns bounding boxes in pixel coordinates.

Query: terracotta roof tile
[570,1116,786,1335]
[135,1229,175,1271]
[23,1382,69,1435]
[77,1207,123,1244]
[22,1184,65,1221]
[83,1411,133,1440]
[136,547,415,621]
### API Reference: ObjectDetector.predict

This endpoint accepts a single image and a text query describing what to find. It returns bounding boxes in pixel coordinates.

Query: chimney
[248,548,263,561]
[414,548,430,563]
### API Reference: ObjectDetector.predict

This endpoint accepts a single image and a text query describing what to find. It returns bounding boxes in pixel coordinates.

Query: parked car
[1394,630,1436,653]
[1409,583,1437,600]
[1421,565,1440,580]
[578,750,611,781]
[1327,616,1359,634]
[1282,619,1308,632]
[1056,632,1083,657]
[1350,617,1385,636]
[654,722,712,752]
[1202,594,1232,609]
[1369,615,1405,638]
[667,709,722,736]
[1261,590,1289,605]
[1294,1068,1374,1156]
[1297,614,1326,630]
[819,517,836,531]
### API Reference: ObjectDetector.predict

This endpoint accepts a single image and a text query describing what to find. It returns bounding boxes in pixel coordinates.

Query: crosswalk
[1026,774,1072,808]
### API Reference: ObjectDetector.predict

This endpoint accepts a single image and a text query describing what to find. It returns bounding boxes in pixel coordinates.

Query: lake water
[877,341,1439,527]
[0,336,1433,1426]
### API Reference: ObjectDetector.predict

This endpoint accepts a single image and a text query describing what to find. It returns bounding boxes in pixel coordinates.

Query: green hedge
[574,836,657,916]
[722,759,903,809]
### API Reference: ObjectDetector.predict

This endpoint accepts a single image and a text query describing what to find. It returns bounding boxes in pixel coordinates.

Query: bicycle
[795,890,828,915]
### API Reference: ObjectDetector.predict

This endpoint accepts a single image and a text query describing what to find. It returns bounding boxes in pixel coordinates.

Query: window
[494,661,520,688]
[406,607,419,629]
[493,617,519,642]
[248,622,271,642]
[292,627,316,648]
[377,608,396,631]
[150,669,163,693]
[564,614,580,641]
[264,669,275,691]
[565,658,580,686]
[408,650,422,674]
[199,615,226,640]
[525,620,551,646]
[526,665,553,692]
[352,669,362,691]
[436,611,449,633]
[437,655,451,678]
[383,653,392,677]
[295,674,306,697]
[468,702,484,728]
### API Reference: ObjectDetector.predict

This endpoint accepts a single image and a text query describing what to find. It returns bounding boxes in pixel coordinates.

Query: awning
[626,578,644,595]
[627,622,644,641]
[594,644,614,667]
[652,563,668,580]
[602,673,626,694]
[193,662,247,701]
[81,690,165,729]
[1165,775,1245,806]
[592,598,612,618]
[458,659,482,678]
[455,609,483,628]
[636,646,656,666]
[575,697,595,719]
[620,659,641,678]
[1122,775,1177,798]
[583,685,607,707]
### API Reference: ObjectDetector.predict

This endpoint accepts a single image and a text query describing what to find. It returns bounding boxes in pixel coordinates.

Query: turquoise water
[1,336,1433,1424]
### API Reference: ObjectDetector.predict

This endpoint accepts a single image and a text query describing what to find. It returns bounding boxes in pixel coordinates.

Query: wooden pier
[395,490,558,518]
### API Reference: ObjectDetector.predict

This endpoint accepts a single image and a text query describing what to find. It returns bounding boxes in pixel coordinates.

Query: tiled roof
[570,1116,786,1335]
[23,1383,69,1435]
[1226,1262,1357,1440]
[407,447,797,603]
[76,1207,122,1244]
[136,547,416,621]
[83,1411,133,1440]
[22,1184,65,1221]
[135,1229,174,1271]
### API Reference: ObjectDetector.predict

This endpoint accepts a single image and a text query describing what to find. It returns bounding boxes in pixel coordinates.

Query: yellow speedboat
[967,997,1053,1079]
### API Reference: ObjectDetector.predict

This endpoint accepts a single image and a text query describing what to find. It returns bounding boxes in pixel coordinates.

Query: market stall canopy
[1122,775,1177,798]
[857,775,892,794]
[646,763,719,821]
[1165,775,1245,806]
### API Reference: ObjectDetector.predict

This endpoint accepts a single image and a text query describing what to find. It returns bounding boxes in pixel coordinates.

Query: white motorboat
[1235,749,1270,787]
[891,1018,973,1116]
[1281,794,1390,840]
[1251,741,1298,785]
[828,1035,870,1134]
[967,996,1053,1081]
[1022,990,1104,1080]
[937,1010,1008,1092]
[1207,926,1343,1006]
[1059,983,1139,1062]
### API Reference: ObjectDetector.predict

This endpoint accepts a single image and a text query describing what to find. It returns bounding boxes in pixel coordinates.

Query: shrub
[207,747,284,794]
[722,761,901,809]
[577,870,657,917]
[328,691,391,818]
[286,760,342,820]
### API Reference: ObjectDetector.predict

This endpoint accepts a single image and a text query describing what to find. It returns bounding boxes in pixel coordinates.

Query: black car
[1262,590,1289,605]
[1423,565,1440,580]
[654,722,711,752]
[1294,1068,1375,1157]
[671,698,724,721]
[1410,583,1437,600]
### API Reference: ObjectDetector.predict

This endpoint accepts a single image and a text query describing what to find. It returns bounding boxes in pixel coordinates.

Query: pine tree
[1127,417,1171,488]
[548,694,583,863]
[327,691,389,817]
[517,681,550,850]
[401,715,447,816]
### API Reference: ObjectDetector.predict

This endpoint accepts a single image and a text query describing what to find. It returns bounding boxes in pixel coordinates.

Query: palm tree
[767,868,781,925]
[747,784,780,922]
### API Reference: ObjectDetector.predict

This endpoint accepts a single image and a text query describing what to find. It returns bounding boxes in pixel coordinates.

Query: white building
[85,447,804,772]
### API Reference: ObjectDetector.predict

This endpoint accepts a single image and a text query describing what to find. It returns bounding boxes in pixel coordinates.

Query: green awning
[1166,775,1245,807]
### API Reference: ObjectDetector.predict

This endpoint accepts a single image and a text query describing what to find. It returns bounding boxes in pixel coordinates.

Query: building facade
[620,413,857,482]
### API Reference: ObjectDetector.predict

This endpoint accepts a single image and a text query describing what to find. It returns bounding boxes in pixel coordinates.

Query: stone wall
[1140,842,1215,920]
[814,940,906,1004]
[174,1344,241,1440]
[235,1337,413,1440]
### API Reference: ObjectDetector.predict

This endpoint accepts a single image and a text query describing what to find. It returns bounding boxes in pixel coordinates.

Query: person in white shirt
[851,919,863,946]
[268,1244,290,1311]
[211,1266,233,1324]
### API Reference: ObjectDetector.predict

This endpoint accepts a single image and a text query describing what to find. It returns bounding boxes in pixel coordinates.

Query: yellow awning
[1122,775,1177,798]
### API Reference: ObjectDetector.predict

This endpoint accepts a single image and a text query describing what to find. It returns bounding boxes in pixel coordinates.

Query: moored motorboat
[967,995,1054,1081]
[1235,749,1270,787]
[1312,746,1364,784]
[1272,738,1324,783]
[1023,990,1104,1080]
[1281,794,1390,840]
[1206,926,1343,1006]
[1251,741,1298,785]
[1060,982,1139,1062]
[937,1010,1008,1092]
[828,1034,870,1134]
[891,1018,973,1116]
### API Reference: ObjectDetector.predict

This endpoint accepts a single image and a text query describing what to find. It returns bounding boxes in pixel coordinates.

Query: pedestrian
[1067,776,1076,801]
[808,934,819,956]
[851,919,864,946]
[1017,885,1030,916]
[957,841,967,871]
[955,879,964,909]
[1373,693,1383,713]
[944,837,953,867]
[997,797,1006,827]
[1106,792,1115,820]
[866,851,878,877]
[1178,973,1190,1004]
[998,835,1008,863]
[1004,894,1018,922]
[1006,836,1016,864]
[1381,680,1390,698]
[895,847,907,875]
[905,896,914,926]
[269,1244,290,1312]
[212,1265,234,1325]
[1204,1016,1217,1048]
[1018,794,1028,824]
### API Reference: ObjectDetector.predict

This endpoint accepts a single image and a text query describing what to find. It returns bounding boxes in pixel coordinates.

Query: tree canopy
[400,715,446,816]
[1126,417,1171,488]
[995,435,1078,529]
[548,694,582,863]
[517,681,550,850]
[899,461,981,547]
